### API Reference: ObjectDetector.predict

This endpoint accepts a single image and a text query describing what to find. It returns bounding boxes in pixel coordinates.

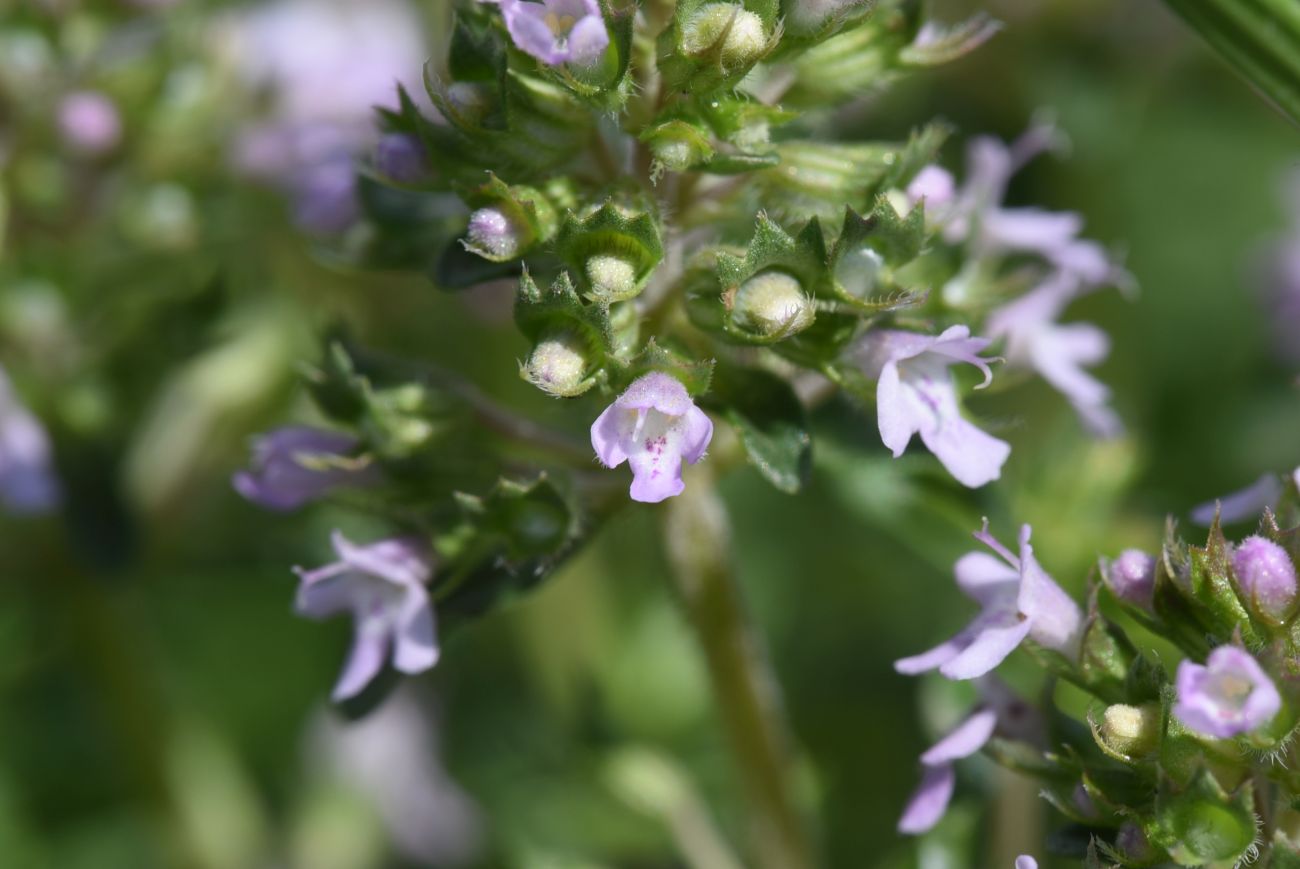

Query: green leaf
[1162,0,1300,125]
[707,365,811,493]
[897,13,1002,67]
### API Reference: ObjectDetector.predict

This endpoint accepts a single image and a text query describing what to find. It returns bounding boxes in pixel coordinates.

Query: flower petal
[566,14,610,65]
[897,763,956,835]
[938,616,1031,680]
[917,412,1009,489]
[678,406,714,465]
[391,587,440,674]
[332,621,389,701]
[876,360,919,457]
[953,551,1020,604]
[920,708,997,765]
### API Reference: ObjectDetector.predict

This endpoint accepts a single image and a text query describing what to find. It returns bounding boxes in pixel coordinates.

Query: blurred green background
[1,0,1297,867]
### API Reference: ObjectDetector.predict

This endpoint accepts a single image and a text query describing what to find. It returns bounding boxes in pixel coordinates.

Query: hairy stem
[661,473,815,869]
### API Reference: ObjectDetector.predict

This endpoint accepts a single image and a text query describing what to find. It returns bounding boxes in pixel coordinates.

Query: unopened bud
[1100,703,1161,759]
[784,0,860,35]
[586,253,638,299]
[732,270,814,337]
[834,247,884,299]
[1232,535,1297,624]
[682,3,768,69]
[466,207,527,260]
[1115,823,1157,863]
[523,330,591,396]
[375,134,429,185]
[445,82,494,124]
[1105,548,1156,610]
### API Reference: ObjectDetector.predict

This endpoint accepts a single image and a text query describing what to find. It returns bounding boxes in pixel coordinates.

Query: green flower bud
[834,246,884,299]
[1099,703,1161,759]
[731,270,814,338]
[522,329,595,397]
[682,3,768,69]
[444,81,495,125]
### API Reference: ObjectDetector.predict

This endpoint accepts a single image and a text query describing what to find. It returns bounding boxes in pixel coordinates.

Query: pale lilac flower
[294,531,438,701]
[916,122,1123,287]
[985,273,1122,437]
[233,426,378,512]
[851,325,1009,488]
[290,158,361,235]
[58,90,122,155]
[1173,645,1281,738]
[0,365,60,514]
[1191,472,1285,526]
[898,707,994,834]
[1104,548,1156,610]
[1232,535,1297,623]
[310,687,483,865]
[591,372,713,503]
[896,522,1082,679]
[898,678,1037,835]
[223,0,427,230]
[1015,858,1038,869]
[496,0,609,67]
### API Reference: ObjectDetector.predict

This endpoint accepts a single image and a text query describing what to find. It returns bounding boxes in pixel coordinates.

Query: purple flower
[58,90,122,155]
[905,165,956,212]
[1191,472,1285,526]
[1015,858,1038,869]
[898,678,1038,834]
[591,372,713,503]
[851,325,1010,488]
[985,273,1121,437]
[233,426,378,512]
[294,531,438,701]
[496,0,609,67]
[1173,645,1281,738]
[1232,535,1297,624]
[898,707,995,834]
[289,157,361,236]
[895,522,1082,680]
[0,366,60,515]
[1104,548,1156,610]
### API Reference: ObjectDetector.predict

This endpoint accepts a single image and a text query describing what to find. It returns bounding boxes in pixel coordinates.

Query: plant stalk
[661,473,815,869]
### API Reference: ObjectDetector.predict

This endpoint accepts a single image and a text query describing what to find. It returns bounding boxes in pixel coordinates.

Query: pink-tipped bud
[1105,548,1156,610]
[1232,535,1298,624]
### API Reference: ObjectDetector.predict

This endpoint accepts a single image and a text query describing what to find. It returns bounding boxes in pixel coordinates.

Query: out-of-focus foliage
[0,0,1297,867]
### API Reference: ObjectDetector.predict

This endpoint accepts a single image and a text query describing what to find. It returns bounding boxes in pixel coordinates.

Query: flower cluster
[890,473,1300,864]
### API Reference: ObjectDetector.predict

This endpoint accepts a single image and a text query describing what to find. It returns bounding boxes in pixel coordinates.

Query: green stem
[661,473,816,869]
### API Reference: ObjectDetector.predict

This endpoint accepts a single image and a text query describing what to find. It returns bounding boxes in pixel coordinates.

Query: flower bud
[586,254,638,300]
[834,247,884,299]
[1115,823,1158,864]
[522,330,593,396]
[731,270,814,338]
[1099,703,1161,758]
[444,82,495,125]
[1231,535,1297,624]
[58,90,121,155]
[681,3,768,69]
[374,133,429,185]
[466,207,527,260]
[1104,548,1156,610]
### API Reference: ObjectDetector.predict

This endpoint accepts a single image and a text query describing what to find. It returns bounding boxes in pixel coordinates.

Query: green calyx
[515,270,615,396]
[555,200,664,302]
